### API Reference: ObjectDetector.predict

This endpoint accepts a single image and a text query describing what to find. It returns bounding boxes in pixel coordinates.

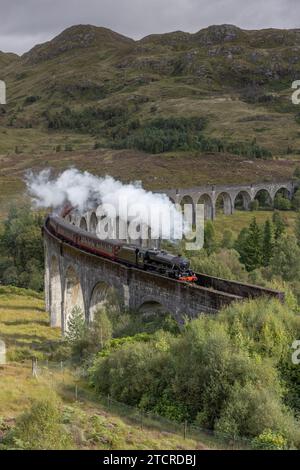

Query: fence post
[32,358,38,378]
[140,410,143,430]
[107,394,111,409]
[61,361,65,383]
[232,434,236,450]
[75,384,78,401]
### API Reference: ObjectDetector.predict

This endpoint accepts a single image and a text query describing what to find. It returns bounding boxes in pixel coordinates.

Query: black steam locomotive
[46,215,197,282]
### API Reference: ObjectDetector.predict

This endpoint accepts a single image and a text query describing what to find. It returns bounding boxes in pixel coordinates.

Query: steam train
[46,215,197,282]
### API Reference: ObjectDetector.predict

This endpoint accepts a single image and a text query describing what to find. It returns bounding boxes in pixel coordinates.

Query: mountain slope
[0,24,300,159]
[22,24,134,64]
[0,51,19,68]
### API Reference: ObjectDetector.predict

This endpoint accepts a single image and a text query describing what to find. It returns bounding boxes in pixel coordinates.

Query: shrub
[293,166,300,180]
[89,331,174,408]
[3,399,73,450]
[221,229,235,249]
[24,95,40,106]
[215,383,294,441]
[292,190,300,210]
[252,429,288,450]
[65,306,86,345]
[89,308,299,440]
[64,143,73,151]
[274,194,291,211]
[269,235,300,282]
[71,307,112,360]
[249,200,259,211]
[191,249,248,282]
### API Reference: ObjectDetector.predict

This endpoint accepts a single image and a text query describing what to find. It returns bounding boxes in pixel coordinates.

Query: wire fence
[25,358,254,450]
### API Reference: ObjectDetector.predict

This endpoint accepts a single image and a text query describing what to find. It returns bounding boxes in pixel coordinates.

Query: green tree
[89,298,300,447]
[191,249,248,282]
[221,229,235,249]
[274,194,291,211]
[238,218,262,271]
[234,227,249,262]
[0,205,44,291]
[272,211,285,240]
[269,236,300,282]
[65,306,86,345]
[295,213,300,247]
[249,199,259,211]
[262,220,274,267]
[90,308,113,350]
[292,190,300,211]
[71,307,113,360]
[204,221,217,254]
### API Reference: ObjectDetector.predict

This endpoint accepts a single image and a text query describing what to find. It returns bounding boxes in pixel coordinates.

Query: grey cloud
[0,0,299,54]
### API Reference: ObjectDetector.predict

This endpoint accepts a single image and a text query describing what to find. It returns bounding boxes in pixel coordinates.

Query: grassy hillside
[1,24,300,212]
[0,286,209,450]
[1,24,300,157]
[0,51,18,68]
[213,209,297,241]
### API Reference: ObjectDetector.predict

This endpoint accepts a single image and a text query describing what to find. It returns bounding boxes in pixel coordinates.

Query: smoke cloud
[25,168,187,239]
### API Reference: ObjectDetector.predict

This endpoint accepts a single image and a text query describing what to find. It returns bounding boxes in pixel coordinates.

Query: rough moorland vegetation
[1,24,300,158]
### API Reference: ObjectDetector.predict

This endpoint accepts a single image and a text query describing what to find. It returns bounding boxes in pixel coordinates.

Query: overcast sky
[0,0,300,55]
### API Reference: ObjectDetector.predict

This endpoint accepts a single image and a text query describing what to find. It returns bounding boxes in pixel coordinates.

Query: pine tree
[204,221,217,254]
[262,219,273,266]
[272,211,285,240]
[295,212,300,247]
[65,306,85,344]
[239,218,263,271]
[221,229,235,249]
[234,227,249,267]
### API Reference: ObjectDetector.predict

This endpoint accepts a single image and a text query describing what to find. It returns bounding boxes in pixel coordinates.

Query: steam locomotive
[46,215,197,282]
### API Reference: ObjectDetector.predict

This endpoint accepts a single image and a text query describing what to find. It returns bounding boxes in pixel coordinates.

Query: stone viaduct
[159,180,297,220]
[44,213,283,333]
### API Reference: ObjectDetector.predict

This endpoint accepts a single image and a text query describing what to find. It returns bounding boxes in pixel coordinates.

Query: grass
[0,285,212,449]
[0,145,297,219]
[1,25,300,216]
[0,363,205,450]
[153,93,300,157]
[0,286,61,361]
[0,285,250,449]
[0,126,94,155]
[214,209,297,241]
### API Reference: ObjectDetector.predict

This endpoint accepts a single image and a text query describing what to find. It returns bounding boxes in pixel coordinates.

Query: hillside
[1,23,300,202]
[0,286,216,450]
[0,51,19,68]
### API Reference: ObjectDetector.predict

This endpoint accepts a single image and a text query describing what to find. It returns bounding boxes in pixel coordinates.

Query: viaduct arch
[160,180,296,220]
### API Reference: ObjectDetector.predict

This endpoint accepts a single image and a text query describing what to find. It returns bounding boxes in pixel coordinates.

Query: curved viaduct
[44,219,283,333]
[161,180,297,219]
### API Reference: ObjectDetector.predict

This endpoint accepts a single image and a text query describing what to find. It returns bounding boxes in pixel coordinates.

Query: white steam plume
[25,168,187,240]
